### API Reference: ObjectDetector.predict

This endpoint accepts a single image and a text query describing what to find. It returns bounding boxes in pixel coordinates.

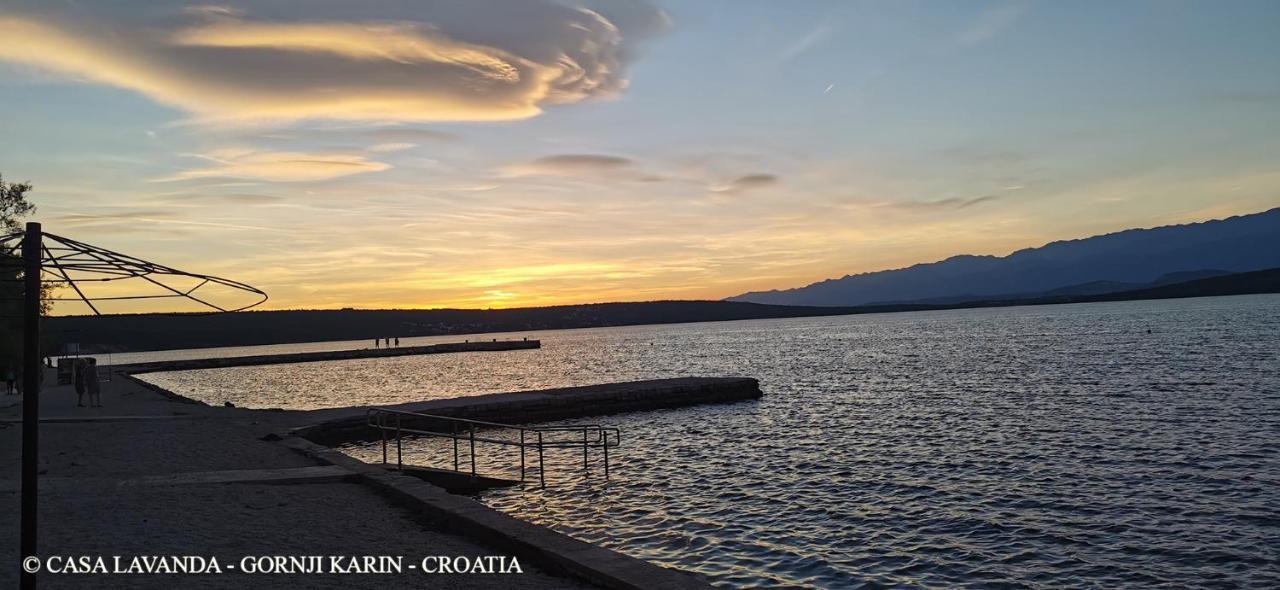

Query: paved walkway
[0,369,593,589]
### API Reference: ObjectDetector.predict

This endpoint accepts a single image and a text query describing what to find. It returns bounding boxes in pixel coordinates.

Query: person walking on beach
[4,367,13,395]
[73,359,87,407]
[86,358,102,407]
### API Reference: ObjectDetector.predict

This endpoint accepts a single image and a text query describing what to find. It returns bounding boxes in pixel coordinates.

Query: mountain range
[728,208,1280,307]
[46,267,1280,353]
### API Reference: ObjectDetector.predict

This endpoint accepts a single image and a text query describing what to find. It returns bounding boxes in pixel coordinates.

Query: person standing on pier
[86,358,102,407]
[395,337,400,347]
[73,359,86,407]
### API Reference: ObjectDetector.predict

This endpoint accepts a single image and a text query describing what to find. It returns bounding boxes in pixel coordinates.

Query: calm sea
[137,295,1280,588]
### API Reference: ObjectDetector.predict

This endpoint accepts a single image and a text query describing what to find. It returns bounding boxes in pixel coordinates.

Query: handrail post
[519,430,526,482]
[469,426,477,477]
[452,421,459,472]
[582,428,589,474]
[537,431,545,487]
[395,415,402,470]
[603,431,609,479]
[380,416,387,466]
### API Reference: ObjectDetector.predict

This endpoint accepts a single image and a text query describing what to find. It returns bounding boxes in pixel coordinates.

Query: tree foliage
[2,173,37,372]
[2,174,36,232]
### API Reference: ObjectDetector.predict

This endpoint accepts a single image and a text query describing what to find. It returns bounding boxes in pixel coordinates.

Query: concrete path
[0,369,594,590]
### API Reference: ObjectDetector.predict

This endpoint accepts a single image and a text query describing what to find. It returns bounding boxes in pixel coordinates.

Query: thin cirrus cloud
[366,142,418,153]
[157,149,391,182]
[502,154,636,177]
[839,195,1001,212]
[956,2,1030,46]
[0,0,669,124]
[711,174,779,194]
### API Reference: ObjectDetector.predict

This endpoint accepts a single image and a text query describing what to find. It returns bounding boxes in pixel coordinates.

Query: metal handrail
[366,407,620,487]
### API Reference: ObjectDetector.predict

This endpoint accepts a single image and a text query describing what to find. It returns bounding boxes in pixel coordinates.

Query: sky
[1,0,1278,313]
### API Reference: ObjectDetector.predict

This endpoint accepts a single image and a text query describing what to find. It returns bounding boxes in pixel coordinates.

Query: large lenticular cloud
[0,0,668,123]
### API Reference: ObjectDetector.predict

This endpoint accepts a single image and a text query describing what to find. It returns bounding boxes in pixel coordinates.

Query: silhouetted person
[86,358,102,407]
[394,337,400,347]
[4,367,14,395]
[73,359,87,407]
[375,338,380,348]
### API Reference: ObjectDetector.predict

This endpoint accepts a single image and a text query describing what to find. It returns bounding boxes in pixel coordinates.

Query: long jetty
[117,339,540,374]
[283,376,761,589]
[296,377,762,445]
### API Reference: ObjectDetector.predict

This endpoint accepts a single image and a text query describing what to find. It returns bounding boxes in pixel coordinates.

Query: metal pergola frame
[0,229,266,315]
[1,222,266,590]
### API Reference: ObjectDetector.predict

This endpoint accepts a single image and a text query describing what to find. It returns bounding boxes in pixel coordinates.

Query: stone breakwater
[295,377,764,446]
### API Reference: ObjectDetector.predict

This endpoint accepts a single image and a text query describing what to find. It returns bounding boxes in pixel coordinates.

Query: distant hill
[875,269,1234,306]
[728,208,1280,306]
[45,301,871,353]
[45,268,1280,353]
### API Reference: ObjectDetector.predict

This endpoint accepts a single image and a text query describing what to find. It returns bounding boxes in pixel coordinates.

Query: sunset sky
[2,1,1278,312]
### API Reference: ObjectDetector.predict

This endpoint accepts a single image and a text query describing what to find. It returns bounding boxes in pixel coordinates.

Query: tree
[2,173,38,373]
[1,174,36,231]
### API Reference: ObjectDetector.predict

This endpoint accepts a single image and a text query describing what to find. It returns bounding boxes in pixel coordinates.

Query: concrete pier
[117,339,540,374]
[6,359,753,589]
[297,377,763,445]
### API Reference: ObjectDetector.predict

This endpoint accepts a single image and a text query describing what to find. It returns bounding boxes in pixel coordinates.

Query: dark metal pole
[20,222,41,590]
[537,432,545,488]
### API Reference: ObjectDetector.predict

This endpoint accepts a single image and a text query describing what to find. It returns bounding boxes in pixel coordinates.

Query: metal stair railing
[366,407,621,487]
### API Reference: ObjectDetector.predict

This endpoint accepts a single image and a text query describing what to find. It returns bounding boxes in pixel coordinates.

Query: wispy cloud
[501,154,636,177]
[774,24,835,64]
[145,192,286,206]
[0,0,668,124]
[158,149,391,182]
[956,2,1029,46]
[367,142,417,153]
[854,195,1002,211]
[711,174,779,194]
[363,128,459,143]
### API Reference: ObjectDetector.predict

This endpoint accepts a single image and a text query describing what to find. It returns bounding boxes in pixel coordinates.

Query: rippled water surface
[141,296,1280,588]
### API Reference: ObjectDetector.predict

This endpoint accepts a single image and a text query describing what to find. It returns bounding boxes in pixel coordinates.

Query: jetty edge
[115,339,541,374]
[280,377,763,590]
[281,436,717,590]
[294,377,763,445]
